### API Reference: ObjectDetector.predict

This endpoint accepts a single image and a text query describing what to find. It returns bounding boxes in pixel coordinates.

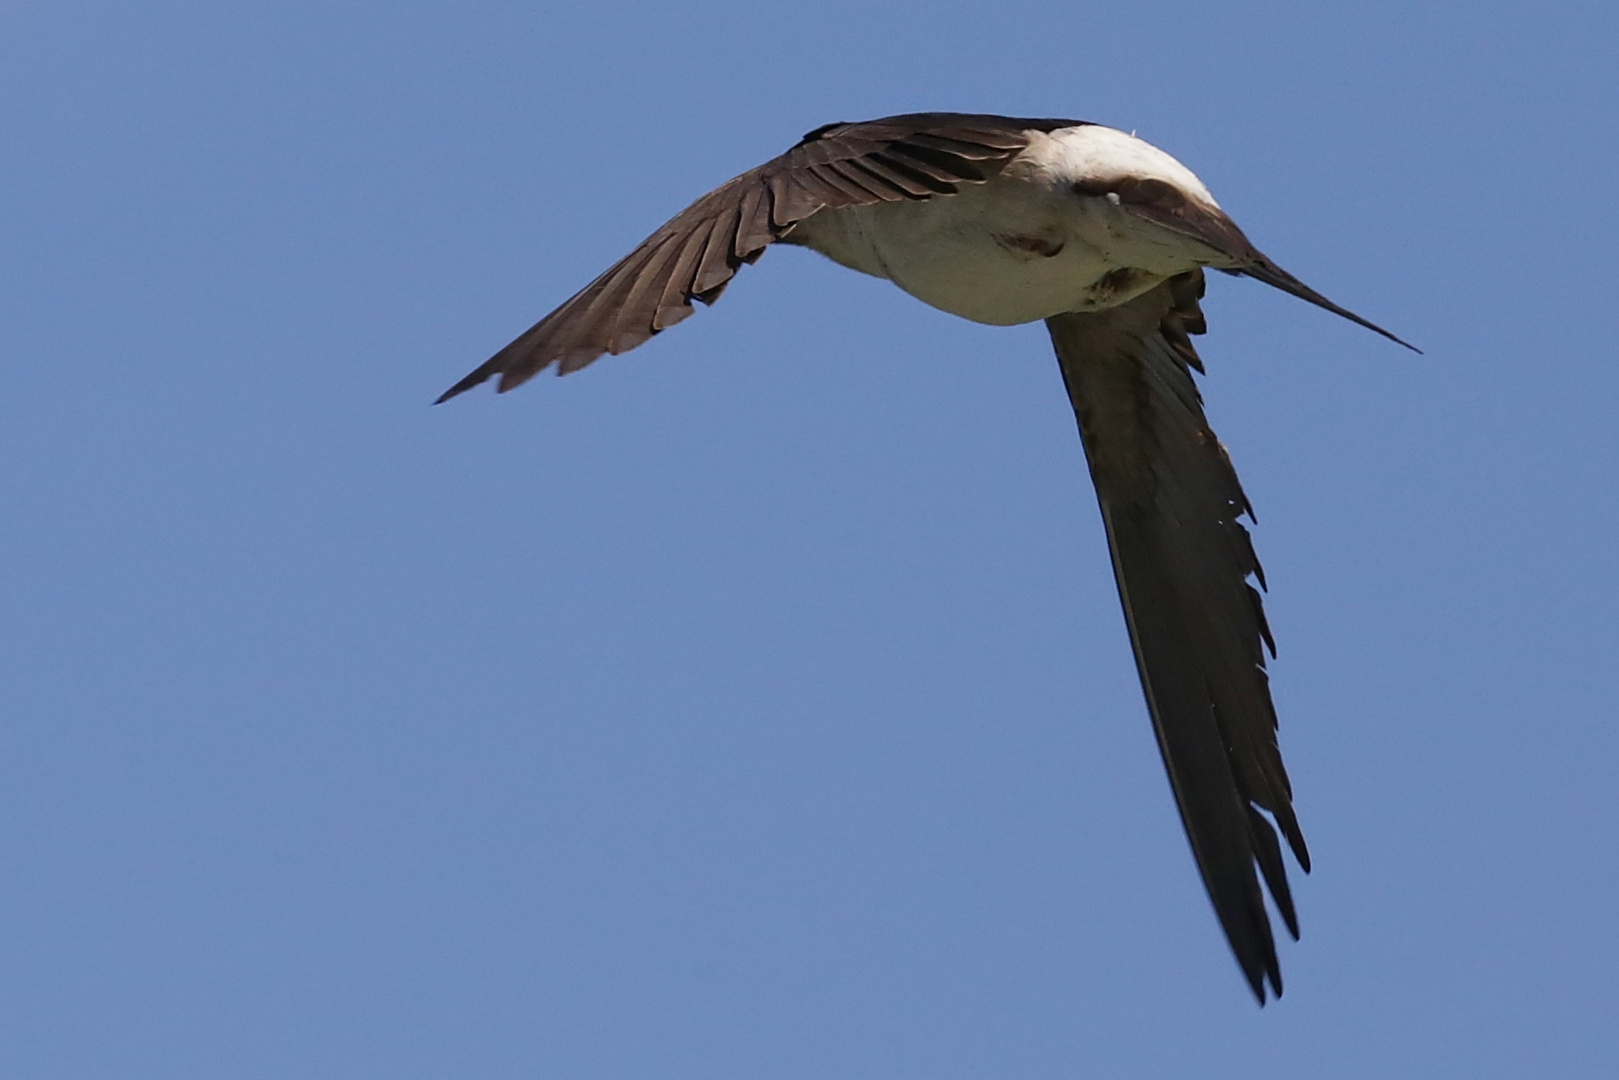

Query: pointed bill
[1239,257,1419,352]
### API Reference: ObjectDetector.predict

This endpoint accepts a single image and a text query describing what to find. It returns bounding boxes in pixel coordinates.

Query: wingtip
[432,356,506,405]
[1241,961,1283,1006]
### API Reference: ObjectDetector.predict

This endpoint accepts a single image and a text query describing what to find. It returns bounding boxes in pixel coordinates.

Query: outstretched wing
[436,114,1081,402]
[1047,271,1310,1003]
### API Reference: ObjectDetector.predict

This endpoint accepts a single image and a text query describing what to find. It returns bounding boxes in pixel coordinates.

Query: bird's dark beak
[1240,256,1419,352]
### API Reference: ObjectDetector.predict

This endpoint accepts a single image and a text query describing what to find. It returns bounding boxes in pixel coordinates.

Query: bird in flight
[437,113,1413,1003]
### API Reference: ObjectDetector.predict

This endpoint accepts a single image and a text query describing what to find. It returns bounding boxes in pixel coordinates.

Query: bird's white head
[1025,124,1222,210]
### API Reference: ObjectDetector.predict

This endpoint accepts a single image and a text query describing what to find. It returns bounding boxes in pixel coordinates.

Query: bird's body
[788,125,1228,325]
[438,113,1411,1003]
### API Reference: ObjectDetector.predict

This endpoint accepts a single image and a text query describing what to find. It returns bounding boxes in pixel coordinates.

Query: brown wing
[1047,271,1310,1003]
[436,114,1083,403]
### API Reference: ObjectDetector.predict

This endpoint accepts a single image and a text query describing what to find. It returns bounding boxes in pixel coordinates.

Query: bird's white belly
[789,137,1224,326]
[853,203,1124,325]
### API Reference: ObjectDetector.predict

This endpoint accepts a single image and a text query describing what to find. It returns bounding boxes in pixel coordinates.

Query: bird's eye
[1075,176,1187,209]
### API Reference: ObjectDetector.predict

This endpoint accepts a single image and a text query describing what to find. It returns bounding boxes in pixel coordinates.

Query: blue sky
[2,1,1615,1076]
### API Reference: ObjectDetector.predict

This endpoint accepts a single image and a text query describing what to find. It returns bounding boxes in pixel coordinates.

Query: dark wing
[1047,271,1310,1003]
[437,113,1082,403]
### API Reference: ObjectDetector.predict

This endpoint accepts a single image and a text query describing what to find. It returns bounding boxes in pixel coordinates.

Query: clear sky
[2,2,1615,1077]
